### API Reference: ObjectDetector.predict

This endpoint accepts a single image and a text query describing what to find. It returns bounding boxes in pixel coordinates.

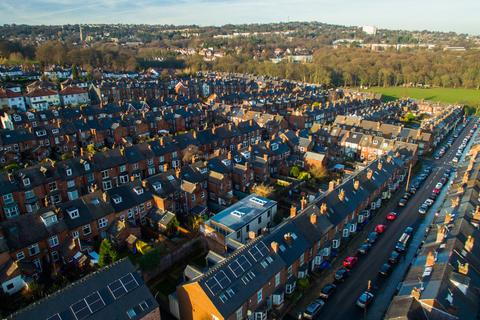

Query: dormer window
[222,159,231,167]
[13,115,21,121]
[152,181,162,191]
[133,186,144,195]
[271,143,279,151]
[52,128,59,134]
[66,168,72,176]
[112,194,122,204]
[27,113,34,120]
[36,130,47,137]
[23,178,30,187]
[84,162,90,171]
[67,208,79,219]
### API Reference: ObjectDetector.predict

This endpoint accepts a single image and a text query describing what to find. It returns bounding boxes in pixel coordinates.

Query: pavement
[286,117,476,320]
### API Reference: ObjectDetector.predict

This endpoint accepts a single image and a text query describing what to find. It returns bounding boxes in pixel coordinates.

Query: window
[236,308,243,320]
[83,224,91,236]
[275,272,281,287]
[119,175,129,184]
[159,156,165,163]
[50,194,61,204]
[23,178,30,186]
[66,168,72,176]
[28,243,40,256]
[51,250,59,262]
[3,193,14,204]
[48,235,59,248]
[132,163,139,170]
[257,288,263,303]
[48,182,57,192]
[300,253,305,266]
[67,180,75,188]
[119,165,126,173]
[72,231,79,238]
[16,251,25,261]
[101,170,109,179]
[102,180,112,190]
[172,151,177,158]
[126,309,137,319]
[191,194,196,201]
[148,167,155,175]
[287,265,293,277]
[98,217,108,229]
[258,216,262,224]
[4,205,19,218]
[84,163,90,171]
[147,158,153,165]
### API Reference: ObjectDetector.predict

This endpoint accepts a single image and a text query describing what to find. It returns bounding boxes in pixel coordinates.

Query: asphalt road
[288,117,476,320]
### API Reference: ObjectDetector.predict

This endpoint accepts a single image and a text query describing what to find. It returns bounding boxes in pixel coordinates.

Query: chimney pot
[271,241,279,253]
[248,231,256,240]
[310,214,317,225]
[290,205,297,218]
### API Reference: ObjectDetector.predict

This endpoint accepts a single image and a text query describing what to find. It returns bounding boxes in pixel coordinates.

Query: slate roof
[10,258,158,320]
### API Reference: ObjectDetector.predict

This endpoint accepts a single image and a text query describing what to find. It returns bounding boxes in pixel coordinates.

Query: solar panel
[108,279,128,299]
[205,277,222,295]
[228,254,252,277]
[47,314,62,320]
[120,273,139,293]
[85,291,106,313]
[237,254,252,270]
[70,299,91,320]
[256,241,270,257]
[215,270,231,289]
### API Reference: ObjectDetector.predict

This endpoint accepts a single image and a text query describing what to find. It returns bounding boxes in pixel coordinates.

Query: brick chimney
[473,206,480,221]
[328,180,336,192]
[444,213,453,225]
[465,235,474,252]
[338,189,345,202]
[290,205,297,218]
[353,180,360,191]
[175,167,181,179]
[301,197,307,210]
[284,233,292,244]
[159,137,165,146]
[410,287,421,300]
[248,231,256,240]
[266,141,271,148]
[367,168,373,180]
[227,151,232,160]
[271,241,279,253]
[320,203,328,215]
[377,161,383,171]
[425,250,436,267]
[458,262,469,275]
[263,154,268,161]
[436,225,446,243]
[451,196,460,208]
[193,130,197,139]
[310,213,317,225]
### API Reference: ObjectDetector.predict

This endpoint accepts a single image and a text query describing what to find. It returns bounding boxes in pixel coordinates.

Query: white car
[435,183,443,189]
[453,157,459,163]
[425,199,434,207]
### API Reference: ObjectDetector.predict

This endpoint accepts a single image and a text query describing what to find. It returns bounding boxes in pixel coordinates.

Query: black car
[367,232,378,244]
[388,251,400,264]
[404,227,414,235]
[395,241,406,252]
[402,192,410,200]
[319,283,337,300]
[334,268,350,282]
[409,187,417,194]
[357,243,372,255]
[398,198,408,207]
[379,263,392,276]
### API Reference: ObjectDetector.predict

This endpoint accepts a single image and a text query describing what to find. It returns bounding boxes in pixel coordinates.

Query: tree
[139,248,163,271]
[290,166,300,178]
[188,215,204,232]
[98,239,118,268]
[251,183,275,198]
[309,164,329,182]
[71,64,79,80]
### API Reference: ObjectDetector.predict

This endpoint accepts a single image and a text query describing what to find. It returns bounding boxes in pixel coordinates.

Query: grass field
[361,87,480,108]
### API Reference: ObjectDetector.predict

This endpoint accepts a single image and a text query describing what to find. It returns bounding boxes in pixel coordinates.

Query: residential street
[288,117,475,320]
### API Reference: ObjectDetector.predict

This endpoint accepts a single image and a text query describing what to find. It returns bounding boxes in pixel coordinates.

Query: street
[288,117,476,320]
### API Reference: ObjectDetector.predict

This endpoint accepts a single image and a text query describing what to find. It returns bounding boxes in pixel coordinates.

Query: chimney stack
[290,205,297,218]
[465,235,474,252]
[410,287,421,300]
[175,167,181,179]
[353,180,360,191]
[377,161,383,171]
[320,203,328,215]
[425,250,436,267]
[436,225,446,243]
[367,169,373,180]
[310,213,317,225]
[271,241,279,253]
[248,231,256,240]
[473,206,480,221]
[444,213,453,225]
[458,262,469,275]
[328,180,336,192]
[301,197,307,210]
[284,233,292,245]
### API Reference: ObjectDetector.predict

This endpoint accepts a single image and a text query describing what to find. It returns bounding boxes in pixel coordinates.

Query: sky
[0,0,478,35]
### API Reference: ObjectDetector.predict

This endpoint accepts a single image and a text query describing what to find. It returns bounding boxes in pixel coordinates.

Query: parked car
[379,263,392,276]
[366,232,378,244]
[395,241,406,252]
[425,199,434,207]
[387,212,398,221]
[404,227,414,235]
[357,243,372,255]
[319,283,337,300]
[303,299,325,319]
[343,256,359,269]
[356,291,374,308]
[402,192,410,200]
[375,224,387,234]
[334,268,350,282]
[419,204,428,215]
[398,198,408,207]
[388,251,400,264]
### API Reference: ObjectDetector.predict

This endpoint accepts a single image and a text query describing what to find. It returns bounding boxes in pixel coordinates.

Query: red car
[343,256,359,268]
[386,212,398,221]
[375,224,387,234]
[432,188,441,195]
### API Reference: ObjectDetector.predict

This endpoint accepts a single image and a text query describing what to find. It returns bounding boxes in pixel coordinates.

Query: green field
[361,87,480,109]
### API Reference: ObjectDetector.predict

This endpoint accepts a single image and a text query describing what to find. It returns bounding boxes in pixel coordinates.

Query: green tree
[290,166,300,178]
[98,239,118,267]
